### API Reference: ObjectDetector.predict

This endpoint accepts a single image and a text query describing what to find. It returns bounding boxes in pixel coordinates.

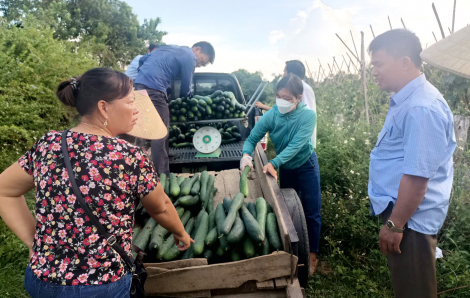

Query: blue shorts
[24,266,132,298]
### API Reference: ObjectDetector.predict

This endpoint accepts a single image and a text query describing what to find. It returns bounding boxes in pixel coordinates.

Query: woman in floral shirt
[0,68,192,298]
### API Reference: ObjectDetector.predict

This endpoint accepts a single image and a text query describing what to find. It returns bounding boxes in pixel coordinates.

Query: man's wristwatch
[386,220,405,233]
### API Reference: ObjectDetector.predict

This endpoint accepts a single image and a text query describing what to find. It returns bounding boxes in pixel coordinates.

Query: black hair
[56,68,133,116]
[368,29,422,68]
[276,74,304,98]
[192,41,215,64]
[148,43,158,52]
[285,60,306,79]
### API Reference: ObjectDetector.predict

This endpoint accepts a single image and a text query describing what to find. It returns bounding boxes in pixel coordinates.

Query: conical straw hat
[127,89,168,140]
[421,25,470,79]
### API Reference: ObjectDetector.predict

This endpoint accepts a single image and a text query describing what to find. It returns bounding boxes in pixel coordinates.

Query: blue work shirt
[368,74,456,235]
[124,55,142,80]
[135,45,197,97]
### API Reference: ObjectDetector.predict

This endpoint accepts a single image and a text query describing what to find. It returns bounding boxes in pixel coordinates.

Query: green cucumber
[181,220,197,260]
[199,171,209,206]
[132,218,157,253]
[207,187,217,212]
[208,209,216,231]
[190,180,201,195]
[203,175,215,209]
[203,249,214,261]
[221,193,244,236]
[193,211,209,255]
[169,173,180,197]
[219,235,229,251]
[174,142,193,148]
[266,213,282,251]
[267,203,273,214]
[204,227,218,246]
[231,250,242,262]
[240,166,251,198]
[261,236,270,256]
[149,207,184,252]
[210,90,223,99]
[227,216,245,244]
[181,174,199,196]
[215,203,226,236]
[177,176,186,186]
[222,197,232,213]
[256,197,267,239]
[178,195,200,207]
[240,205,265,244]
[243,237,255,258]
[164,177,170,195]
[158,209,192,259]
[159,173,167,190]
[132,226,142,242]
[221,138,237,144]
[216,245,226,256]
[247,201,257,218]
[161,216,194,261]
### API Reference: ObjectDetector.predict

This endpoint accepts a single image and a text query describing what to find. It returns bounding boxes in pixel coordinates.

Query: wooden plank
[145,258,208,270]
[212,291,286,298]
[213,170,228,206]
[256,279,275,290]
[211,280,258,296]
[247,170,264,203]
[144,252,297,294]
[254,145,296,252]
[286,278,303,298]
[223,169,242,199]
[274,277,288,289]
[150,290,212,298]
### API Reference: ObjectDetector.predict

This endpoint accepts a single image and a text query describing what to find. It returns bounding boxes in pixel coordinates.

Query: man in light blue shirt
[368,29,456,298]
[124,43,159,80]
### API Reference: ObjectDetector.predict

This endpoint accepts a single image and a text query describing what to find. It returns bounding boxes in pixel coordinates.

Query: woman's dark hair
[285,60,306,79]
[276,74,304,98]
[368,29,422,68]
[56,68,133,116]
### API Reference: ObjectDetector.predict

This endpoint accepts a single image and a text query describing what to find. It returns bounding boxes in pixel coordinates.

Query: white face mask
[276,98,297,114]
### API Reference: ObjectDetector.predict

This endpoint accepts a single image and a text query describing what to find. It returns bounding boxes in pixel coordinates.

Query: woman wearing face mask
[0,68,192,298]
[240,74,321,275]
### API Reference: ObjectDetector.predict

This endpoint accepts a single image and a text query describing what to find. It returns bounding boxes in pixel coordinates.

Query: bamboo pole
[432,31,438,42]
[318,59,327,78]
[452,0,457,33]
[342,55,351,74]
[336,33,360,62]
[401,17,406,29]
[361,31,370,124]
[350,30,360,62]
[432,3,446,39]
[305,60,314,81]
[347,52,359,72]
[370,25,376,38]
[388,16,393,30]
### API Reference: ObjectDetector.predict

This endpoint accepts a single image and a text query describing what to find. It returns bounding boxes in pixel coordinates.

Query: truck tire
[281,188,310,288]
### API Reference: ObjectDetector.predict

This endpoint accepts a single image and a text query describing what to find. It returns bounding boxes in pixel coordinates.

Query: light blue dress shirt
[124,55,143,80]
[368,74,456,235]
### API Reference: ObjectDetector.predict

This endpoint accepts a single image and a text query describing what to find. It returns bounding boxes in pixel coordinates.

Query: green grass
[0,192,35,298]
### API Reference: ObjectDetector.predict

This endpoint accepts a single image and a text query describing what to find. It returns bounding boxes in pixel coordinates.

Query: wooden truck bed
[143,145,303,297]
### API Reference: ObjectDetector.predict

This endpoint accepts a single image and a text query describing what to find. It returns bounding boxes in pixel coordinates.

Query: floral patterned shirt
[19,130,158,285]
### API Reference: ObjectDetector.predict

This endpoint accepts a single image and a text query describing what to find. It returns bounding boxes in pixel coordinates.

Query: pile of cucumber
[132,169,283,263]
[169,90,247,122]
[169,122,242,148]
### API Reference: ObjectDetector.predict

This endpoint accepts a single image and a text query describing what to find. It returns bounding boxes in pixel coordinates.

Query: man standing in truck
[255,60,317,148]
[124,43,159,80]
[134,42,215,176]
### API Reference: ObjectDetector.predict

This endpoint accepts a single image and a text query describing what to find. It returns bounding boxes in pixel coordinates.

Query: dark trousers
[279,151,322,253]
[381,203,438,298]
[134,84,170,176]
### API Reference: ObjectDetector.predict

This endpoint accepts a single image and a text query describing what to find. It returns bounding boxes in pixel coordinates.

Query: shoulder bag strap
[61,130,135,273]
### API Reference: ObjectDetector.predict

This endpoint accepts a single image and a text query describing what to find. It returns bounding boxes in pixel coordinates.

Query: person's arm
[379,106,449,255]
[141,184,193,250]
[138,54,150,69]
[269,110,316,169]
[255,102,272,111]
[0,163,36,254]
[242,110,272,156]
[179,56,196,98]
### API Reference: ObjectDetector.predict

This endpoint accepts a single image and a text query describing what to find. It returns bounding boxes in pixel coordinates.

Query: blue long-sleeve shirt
[135,45,197,97]
[243,103,316,169]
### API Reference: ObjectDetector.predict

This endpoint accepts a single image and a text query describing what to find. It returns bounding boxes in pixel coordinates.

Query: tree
[0,0,167,69]
[0,17,98,172]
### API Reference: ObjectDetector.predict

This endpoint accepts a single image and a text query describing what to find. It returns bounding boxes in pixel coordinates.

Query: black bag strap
[61,130,135,273]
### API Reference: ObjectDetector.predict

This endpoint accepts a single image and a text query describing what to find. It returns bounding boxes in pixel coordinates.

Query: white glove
[240,155,253,171]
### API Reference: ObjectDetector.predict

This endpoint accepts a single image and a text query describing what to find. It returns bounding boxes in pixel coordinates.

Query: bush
[0,17,98,172]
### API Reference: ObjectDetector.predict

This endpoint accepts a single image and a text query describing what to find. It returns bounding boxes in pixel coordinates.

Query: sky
[124,0,470,80]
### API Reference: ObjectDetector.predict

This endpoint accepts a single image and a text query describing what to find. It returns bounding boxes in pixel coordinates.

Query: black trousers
[134,84,170,176]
